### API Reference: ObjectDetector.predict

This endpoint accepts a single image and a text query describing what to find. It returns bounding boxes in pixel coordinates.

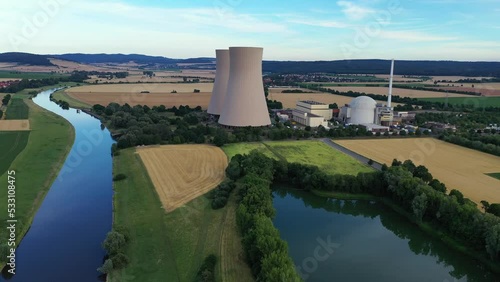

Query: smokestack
[207,49,230,115]
[388,59,395,108]
[218,47,271,127]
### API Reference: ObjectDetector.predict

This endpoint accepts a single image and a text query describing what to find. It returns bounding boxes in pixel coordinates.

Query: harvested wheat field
[66,91,211,108]
[334,138,500,204]
[326,86,470,98]
[0,120,30,131]
[67,83,214,93]
[272,92,399,109]
[137,145,228,212]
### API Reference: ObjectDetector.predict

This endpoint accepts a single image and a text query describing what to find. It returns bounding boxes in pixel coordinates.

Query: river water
[1,89,114,282]
[273,188,497,282]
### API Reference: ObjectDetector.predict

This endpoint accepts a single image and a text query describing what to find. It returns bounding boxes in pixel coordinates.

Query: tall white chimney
[388,59,395,108]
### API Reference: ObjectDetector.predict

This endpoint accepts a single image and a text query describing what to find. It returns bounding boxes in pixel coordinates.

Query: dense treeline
[2,94,11,105]
[95,103,272,149]
[228,153,302,281]
[0,72,89,93]
[208,181,236,209]
[231,151,500,273]
[194,254,217,282]
[441,134,500,156]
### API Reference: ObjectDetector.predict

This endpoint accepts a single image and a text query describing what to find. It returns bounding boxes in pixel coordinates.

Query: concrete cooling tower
[218,47,271,127]
[207,49,230,115]
[349,96,377,124]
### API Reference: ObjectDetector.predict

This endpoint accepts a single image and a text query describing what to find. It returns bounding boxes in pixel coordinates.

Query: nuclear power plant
[209,47,271,127]
[207,49,230,115]
[339,59,396,131]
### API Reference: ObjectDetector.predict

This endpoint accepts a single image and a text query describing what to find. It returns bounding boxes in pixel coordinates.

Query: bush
[111,253,129,269]
[97,259,114,274]
[194,254,217,282]
[113,173,127,181]
[102,231,127,255]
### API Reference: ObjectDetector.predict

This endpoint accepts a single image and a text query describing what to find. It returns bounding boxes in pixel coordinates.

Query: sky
[1,0,500,61]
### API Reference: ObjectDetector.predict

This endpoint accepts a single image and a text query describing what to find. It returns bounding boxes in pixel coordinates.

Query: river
[273,188,497,282]
[1,89,114,282]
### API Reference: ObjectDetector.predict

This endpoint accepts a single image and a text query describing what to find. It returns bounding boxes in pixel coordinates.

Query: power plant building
[207,49,230,115]
[292,101,332,127]
[218,47,271,127]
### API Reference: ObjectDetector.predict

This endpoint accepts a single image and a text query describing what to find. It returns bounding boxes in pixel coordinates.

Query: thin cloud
[379,30,458,42]
[288,19,350,28]
[337,1,376,20]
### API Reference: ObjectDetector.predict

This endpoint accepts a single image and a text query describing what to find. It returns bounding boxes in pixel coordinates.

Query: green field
[419,97,500,107]
[0,99,75,268]
[0,132,30,176]
[52,88,92,109]
[5,98,29,119]
[486,173,500,180]
[110,149,252,282]
[223,140,373,176]
[222,142,277,160]
[0,71,68,79]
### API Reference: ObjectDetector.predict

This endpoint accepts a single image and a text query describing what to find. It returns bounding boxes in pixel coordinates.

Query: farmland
[51,88,92,108]
[419,96,500,107]
[136,145,228,212]
[5,98,29,119]
[65,83,214,108]
[0,98,74,268]
[334,138,500,204]
[0,120,30,131]
[110,148,252,282]
[325,86,471,98]
[223,140,372,176]
[0,132,30,176]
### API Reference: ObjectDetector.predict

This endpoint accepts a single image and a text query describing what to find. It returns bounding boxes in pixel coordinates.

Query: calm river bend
[1,89,114,282]
[273,188,497,282]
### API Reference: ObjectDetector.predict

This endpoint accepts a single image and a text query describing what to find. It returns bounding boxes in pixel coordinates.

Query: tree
[413,165,433,183]
[485,224,500,260]
[97,259,114,274]
[412,193,428,222]
[102,231,127,255]
[449,189,465,205]
[481,200,491,212]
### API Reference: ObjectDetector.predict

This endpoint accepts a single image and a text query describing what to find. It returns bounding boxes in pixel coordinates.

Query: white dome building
[349,96,377,124]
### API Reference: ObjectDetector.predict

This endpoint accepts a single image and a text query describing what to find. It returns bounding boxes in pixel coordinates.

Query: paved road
[321,138,383,171]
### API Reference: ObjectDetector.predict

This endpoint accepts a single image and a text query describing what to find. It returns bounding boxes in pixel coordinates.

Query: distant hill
[0,52,54,66]
[50,54,214,65]
[0,52,499,76]
[262,60,500,77]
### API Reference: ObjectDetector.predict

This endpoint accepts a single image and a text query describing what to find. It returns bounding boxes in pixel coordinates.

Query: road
[321,138,383,171]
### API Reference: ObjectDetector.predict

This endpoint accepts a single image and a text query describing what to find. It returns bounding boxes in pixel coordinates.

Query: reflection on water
[272,188,496,282]
[1,89,114,282]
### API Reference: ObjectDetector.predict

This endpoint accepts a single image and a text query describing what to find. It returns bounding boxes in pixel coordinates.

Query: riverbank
[313,189,500,274]
[109,148,253,282]
[0,97,75,269]
[52,88,92,109]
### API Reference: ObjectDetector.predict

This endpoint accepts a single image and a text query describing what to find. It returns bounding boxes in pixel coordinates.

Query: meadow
[223,140,372,176]
[5,98,29,119]
[0,99,74,268]
[110,148,252,282]
[418,96,500,107]
[0,132,30,176]
[334,138,500,204]
[137,145,228,212]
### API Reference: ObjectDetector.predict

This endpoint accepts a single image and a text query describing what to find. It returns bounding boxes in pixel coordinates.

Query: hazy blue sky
[2,0,499,61]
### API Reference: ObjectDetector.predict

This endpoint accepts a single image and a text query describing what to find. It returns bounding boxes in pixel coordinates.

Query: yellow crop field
[137,145,228,212]
[0,120,30,131]
[326,86,470,98]
[67,83,214,93]
[334,138,500,204]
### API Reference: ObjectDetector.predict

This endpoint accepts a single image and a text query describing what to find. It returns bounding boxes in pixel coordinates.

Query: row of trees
[0,72,89,93]
[98,230,130,275]
[208,181,236,209]
[2,94,11,105]
[228,153,302,281]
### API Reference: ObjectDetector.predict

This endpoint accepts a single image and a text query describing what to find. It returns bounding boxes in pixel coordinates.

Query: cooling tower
[207,49,230,115]
[218,47,271,127]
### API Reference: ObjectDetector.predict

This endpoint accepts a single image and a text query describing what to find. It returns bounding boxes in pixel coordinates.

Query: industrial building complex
[292,101,332,127]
